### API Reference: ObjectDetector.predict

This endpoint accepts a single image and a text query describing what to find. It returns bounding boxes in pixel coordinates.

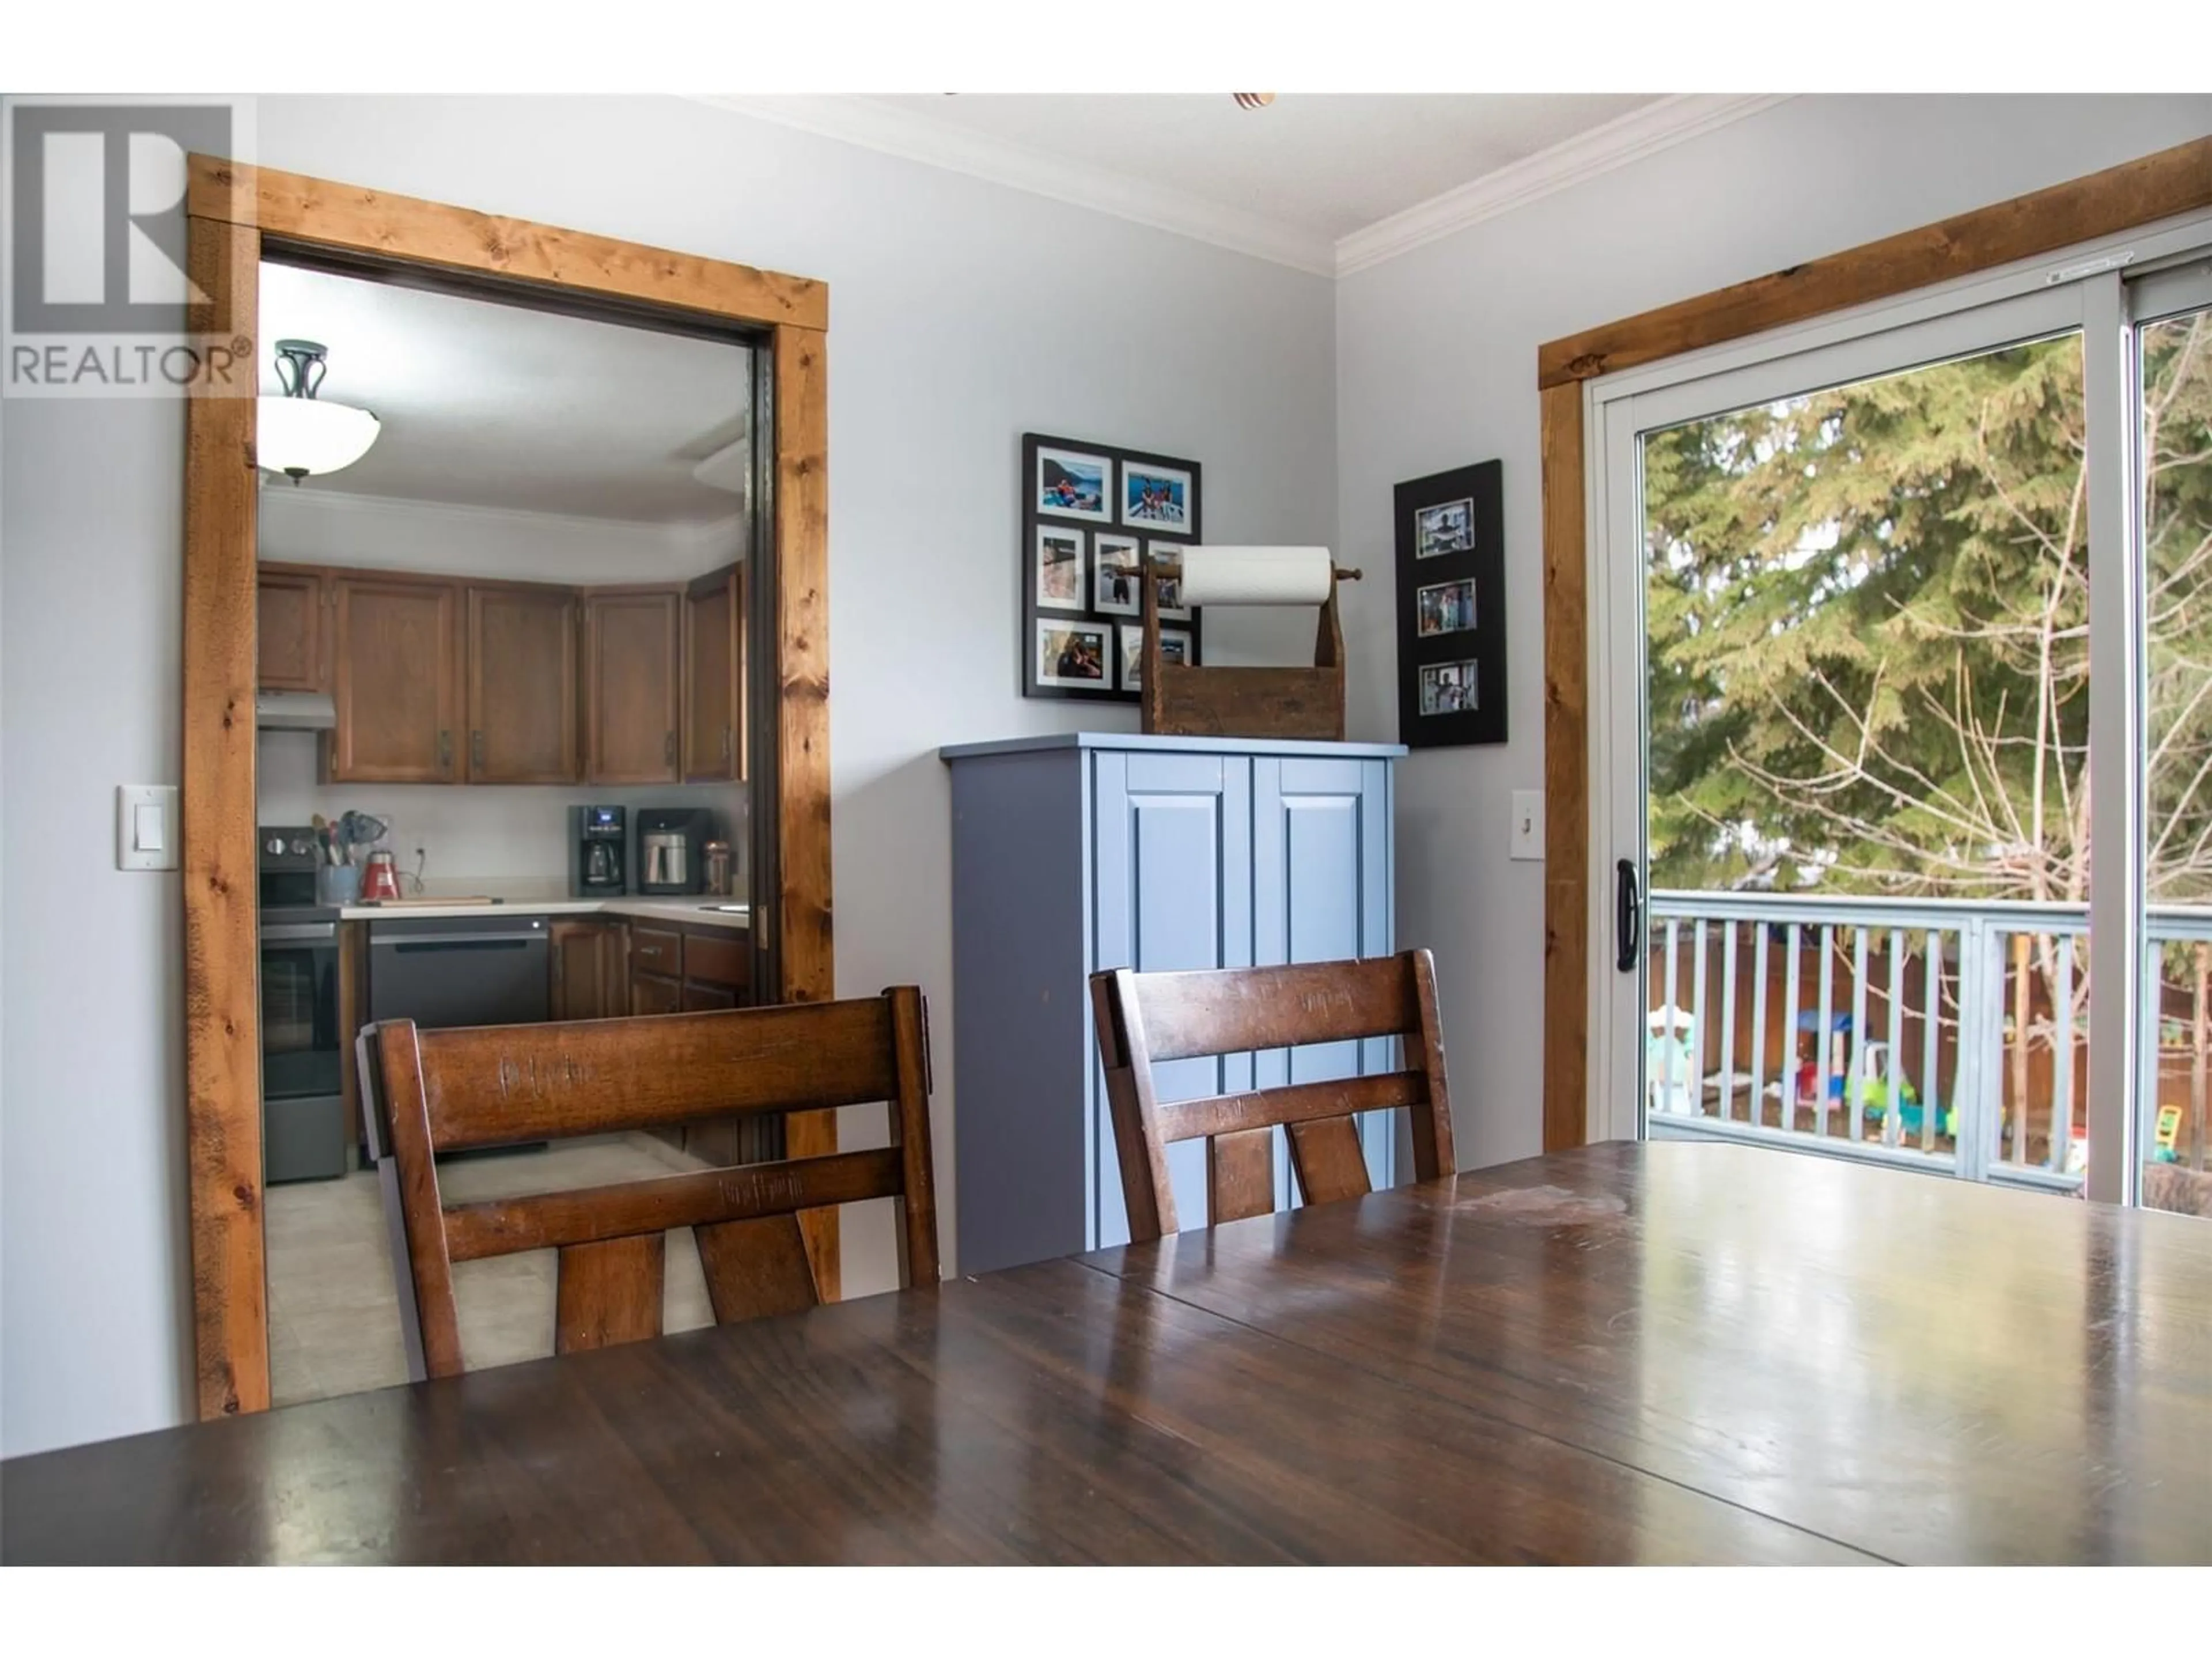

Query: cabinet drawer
[681,929,749,992]
[629,926,683,978]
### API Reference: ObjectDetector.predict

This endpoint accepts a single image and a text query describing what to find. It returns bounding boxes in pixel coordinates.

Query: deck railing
[1646,891,2212,1194]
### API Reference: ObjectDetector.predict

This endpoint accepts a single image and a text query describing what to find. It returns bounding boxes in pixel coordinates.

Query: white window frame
[1582,208,2212,1210]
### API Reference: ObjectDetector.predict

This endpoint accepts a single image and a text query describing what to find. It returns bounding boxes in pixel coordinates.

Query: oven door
[260,921,340,1101]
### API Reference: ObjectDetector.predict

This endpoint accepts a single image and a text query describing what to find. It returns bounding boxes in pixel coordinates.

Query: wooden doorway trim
[180,158,836,1419]
[1537,134,2212,1155]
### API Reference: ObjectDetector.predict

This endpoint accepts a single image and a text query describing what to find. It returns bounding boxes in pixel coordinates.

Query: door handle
[721,725,732,764]
[471,730,486,771]
[438,730,452,772]
[665,730,677,766]
[1615,858,1641,973]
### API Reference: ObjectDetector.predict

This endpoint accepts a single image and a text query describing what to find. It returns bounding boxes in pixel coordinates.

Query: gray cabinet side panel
[949,751,1091,1277]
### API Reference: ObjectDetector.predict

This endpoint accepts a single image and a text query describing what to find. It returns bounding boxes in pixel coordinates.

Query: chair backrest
[1089,950,1454,1241]
[370,988,937,1378]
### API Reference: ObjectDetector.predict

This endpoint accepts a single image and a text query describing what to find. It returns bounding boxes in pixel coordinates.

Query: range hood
[256,690,337,731]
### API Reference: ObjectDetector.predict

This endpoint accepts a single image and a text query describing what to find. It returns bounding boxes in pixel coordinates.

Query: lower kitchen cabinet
[629,971,684,1018]
[549,920,628,1021]
[943,733,1407,1276]
[622,921,764,1164]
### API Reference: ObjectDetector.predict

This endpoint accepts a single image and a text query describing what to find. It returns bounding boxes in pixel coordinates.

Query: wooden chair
[365,990,937,1380]
[1089,950,1454,1241]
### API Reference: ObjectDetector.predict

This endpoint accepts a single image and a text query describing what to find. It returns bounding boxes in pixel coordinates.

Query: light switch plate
[1509,789,1544,861]
[116,784,178,872]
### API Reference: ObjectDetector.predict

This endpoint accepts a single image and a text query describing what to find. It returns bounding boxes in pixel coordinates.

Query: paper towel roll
[1176,546,1334,607]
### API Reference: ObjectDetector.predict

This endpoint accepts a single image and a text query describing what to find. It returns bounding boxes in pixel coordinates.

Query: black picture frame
[1394,460,1506,747]
[1022,432,1202,702]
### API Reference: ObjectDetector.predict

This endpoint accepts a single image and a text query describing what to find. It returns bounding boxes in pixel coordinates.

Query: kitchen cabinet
[466,584,578,783]
[329,574,461,783]
[257,564,327,692]
[629,970,683,1018]
[682,562,746,783]
[583,588,681,785]
[941,733,1405,1275]
[622,921,763,1165]
[550,919,627,1022]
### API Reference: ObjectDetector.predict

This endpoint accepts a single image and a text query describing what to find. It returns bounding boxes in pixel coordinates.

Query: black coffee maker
[569,805,628,896]
[635,806,713,895]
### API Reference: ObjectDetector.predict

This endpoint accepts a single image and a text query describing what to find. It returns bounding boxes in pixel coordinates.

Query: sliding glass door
[2135,260,2212,1217]
[1590,220,2212,1221]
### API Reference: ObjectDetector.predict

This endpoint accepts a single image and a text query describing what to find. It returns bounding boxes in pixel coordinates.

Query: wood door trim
[186,157,827,333]
[1536,136,2212,1153]
[772,323,838,1294]
[181,160,839,1421]
[182,207,267,1419]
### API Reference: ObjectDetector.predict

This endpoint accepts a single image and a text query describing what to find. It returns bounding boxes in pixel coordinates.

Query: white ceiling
[257,262,753,525]
[872,94,1660,238]
[710,93,1785,275]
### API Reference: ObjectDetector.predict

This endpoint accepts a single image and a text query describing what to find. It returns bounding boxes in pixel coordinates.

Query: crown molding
[697,94,1340,275]
[1332,94,1793,276]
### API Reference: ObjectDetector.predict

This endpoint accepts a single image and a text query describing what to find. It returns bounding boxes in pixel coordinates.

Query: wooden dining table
[5,1142,2207,1565]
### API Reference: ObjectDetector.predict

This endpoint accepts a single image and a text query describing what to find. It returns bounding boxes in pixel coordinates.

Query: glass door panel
[1598,278,2105,1192]
[2138,279,2212,1219]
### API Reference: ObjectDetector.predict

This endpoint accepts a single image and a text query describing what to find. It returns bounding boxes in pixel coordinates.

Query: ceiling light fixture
[258,339,380,482]
[1232,93,1275,109]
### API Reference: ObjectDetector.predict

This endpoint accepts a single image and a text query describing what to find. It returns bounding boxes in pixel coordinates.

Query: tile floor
[266,1132,719,1407]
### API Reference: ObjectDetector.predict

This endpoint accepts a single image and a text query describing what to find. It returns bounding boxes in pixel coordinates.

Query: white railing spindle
[1885,927,1906,1150]
[1816,927,1836,1141]
[1692,920,1709,1119]
[1922,930,1941,1154]
[1718,923,1739,1123]
[1749,923,1770,1129]
[1850,929,1870,1143]
[1783,923,1802,1136]
[2052,940,2074,1176]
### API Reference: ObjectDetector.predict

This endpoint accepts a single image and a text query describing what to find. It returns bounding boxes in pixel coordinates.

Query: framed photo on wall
[1022,433,1202,701]
[1395,460,1505,747]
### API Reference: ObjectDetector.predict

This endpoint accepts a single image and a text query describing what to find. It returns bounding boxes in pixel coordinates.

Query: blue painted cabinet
[943,733,1404,1275]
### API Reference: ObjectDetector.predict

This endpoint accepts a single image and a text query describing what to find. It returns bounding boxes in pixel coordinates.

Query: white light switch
[1510,789,1544,862]
[117,784,178,871]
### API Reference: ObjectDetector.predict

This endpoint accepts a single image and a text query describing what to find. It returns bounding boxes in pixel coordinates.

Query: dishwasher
[368,914,552,1154]
[367,914,552,1031]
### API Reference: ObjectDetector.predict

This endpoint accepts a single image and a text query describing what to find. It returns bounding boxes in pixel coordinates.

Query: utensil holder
[317,864,362,906]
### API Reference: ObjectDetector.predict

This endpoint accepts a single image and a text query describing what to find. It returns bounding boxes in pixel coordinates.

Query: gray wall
[0,94,1337,1456]
[1335,94,2212,1172]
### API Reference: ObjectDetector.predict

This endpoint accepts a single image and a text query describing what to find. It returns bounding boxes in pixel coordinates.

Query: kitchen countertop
[338,894,751,931]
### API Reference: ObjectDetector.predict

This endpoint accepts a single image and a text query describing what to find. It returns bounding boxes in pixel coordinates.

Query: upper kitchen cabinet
[682,561,746,783]
[329,574,461,783]
[257,564,327,692]
[583,586,681,785]
[465,584,578,783]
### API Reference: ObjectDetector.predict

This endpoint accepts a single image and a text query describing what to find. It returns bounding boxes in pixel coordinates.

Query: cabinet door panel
[1092,751,1253,1246]
[630,971,683,1017]
[330,576,460,783]
[550,922,625,1021]
[257,566,324,692]
[584,590,681,785]
[1254,757,1396,1194]
[468,585,577,783]
[682,563,744,783]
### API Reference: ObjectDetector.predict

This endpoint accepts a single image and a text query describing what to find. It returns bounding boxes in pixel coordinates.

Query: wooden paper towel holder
[1141,553,1362,740]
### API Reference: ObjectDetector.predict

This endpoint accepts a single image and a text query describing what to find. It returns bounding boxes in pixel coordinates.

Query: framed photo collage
[1021,432,1203,702]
